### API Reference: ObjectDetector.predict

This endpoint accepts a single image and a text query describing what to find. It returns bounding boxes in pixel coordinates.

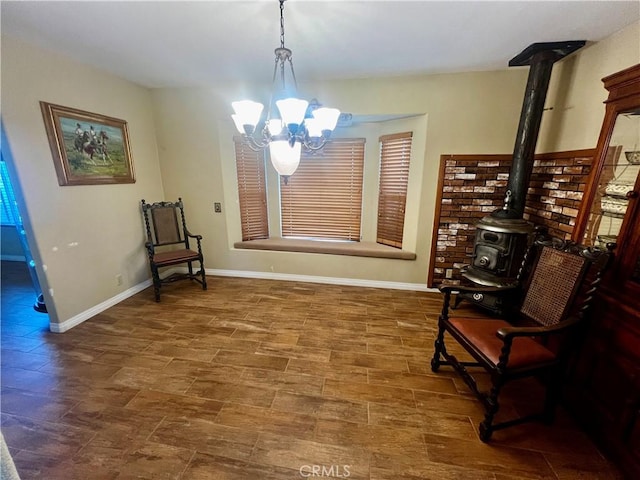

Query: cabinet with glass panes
[581,109,640,248]
[567,64,640,480]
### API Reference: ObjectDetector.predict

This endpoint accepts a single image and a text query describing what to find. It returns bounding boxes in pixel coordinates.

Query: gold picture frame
[40,101,135,186]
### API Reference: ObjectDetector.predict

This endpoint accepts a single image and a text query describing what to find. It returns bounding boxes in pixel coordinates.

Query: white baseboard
[50,279,153,333]
[206,268,437,292]
[50,268,436,333]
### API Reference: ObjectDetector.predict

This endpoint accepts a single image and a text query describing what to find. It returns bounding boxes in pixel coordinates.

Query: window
[234,138,269,240]
[280,138,365,241]
[377,132,412,248]
[0,160,19,226]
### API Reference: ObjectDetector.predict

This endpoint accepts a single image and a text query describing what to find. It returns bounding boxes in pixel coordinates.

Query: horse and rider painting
[72,122,111,164]
[40,102,135,186]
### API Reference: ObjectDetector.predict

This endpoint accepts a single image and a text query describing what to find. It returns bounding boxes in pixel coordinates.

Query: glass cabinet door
[581,107,640,248]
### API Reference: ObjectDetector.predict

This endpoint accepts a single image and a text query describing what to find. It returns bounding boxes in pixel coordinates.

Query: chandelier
[231,0,341,181]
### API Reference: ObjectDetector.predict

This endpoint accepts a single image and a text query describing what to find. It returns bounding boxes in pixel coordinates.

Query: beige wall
[539,21,640,152]
[1,36,165,327]
[2,19,638,330]
[152,68,529,286]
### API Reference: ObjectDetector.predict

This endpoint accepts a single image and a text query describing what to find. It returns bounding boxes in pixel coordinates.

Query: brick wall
[428,149,594,287]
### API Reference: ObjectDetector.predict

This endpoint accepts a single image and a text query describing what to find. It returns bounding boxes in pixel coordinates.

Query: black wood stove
[458,41,585,314]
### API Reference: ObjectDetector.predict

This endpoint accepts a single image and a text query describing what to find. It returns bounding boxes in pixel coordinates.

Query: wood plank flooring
[1,262,624,479]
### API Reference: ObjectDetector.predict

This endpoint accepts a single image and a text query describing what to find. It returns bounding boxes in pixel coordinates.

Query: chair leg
[479,379,504,442]
[431,317,446,372]
[151,266,161,302]
[201,261,207,290]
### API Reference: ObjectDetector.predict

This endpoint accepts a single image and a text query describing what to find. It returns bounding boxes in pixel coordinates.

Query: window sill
[234,238,416,260]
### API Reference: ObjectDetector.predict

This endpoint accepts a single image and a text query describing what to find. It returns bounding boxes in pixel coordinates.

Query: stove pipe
[461,41,585,290]
[494,41,586,220]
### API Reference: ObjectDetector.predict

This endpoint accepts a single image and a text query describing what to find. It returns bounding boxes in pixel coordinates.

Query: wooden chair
[431,233,614,441]
[141,198,207,302]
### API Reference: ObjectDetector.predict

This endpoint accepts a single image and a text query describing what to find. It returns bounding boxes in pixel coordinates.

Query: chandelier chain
[279,0,286,49]
[231,0,341,176]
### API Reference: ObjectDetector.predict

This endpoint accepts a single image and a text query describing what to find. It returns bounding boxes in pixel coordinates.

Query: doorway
[1,155,49,334]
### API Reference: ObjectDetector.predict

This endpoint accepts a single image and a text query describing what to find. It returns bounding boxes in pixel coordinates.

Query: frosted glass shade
[231,100,264,131]
[304,118,323,138]
[312,107,341,131]
[276,98,308,126]
[231,114,246,134]
[266,119,284,136]
[269,140,301,176]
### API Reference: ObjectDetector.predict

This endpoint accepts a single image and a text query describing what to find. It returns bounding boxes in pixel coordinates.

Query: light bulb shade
[231,100,264,130]
[312,107,341,132]
[231,114,248,134]
[304,118,324,138]
[266,118,284,136]
[276,98,309,127]
[269,140,301,176]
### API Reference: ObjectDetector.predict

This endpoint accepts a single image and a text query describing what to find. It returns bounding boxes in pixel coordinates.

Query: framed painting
[40,102,135,186]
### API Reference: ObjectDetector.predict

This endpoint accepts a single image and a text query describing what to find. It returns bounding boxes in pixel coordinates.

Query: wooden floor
[1,261,624,479]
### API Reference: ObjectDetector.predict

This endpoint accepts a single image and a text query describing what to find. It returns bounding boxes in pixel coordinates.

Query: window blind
[377,132,412,248]
[0,161,19,226]
[280,138,365,241]
[234,137,269,241]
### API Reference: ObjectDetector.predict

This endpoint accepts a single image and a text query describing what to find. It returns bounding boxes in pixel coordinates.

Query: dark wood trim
[427,155,450,287]
[572,64,640,243]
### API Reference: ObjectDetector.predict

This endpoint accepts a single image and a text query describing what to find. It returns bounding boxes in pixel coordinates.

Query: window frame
[227,115,425,259]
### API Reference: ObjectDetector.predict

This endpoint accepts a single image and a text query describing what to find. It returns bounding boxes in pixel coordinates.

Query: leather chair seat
[154,249,200,265]
[448,318,557,369]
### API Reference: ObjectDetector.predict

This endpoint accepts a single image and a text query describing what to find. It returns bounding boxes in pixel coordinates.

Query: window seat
[234,238,417,260]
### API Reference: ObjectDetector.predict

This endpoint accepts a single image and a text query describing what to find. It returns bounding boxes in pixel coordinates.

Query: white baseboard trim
[51,268,436,333]
[1,255,26,262]
[50,279,153,333]
[206,268,437,292]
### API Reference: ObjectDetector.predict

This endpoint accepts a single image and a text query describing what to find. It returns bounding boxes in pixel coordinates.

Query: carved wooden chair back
[144,200,189,249]
[140,198,207,302]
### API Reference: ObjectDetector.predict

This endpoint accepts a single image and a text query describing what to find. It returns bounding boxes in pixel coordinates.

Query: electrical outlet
[214,202,222,213]
[116,274,123,286]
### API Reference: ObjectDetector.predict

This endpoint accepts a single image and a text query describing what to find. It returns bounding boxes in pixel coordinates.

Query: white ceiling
[2,1,639,89]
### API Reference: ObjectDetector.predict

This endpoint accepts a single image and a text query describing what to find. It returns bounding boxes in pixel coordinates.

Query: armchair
[141,198,207,302]
[431,233,614,441]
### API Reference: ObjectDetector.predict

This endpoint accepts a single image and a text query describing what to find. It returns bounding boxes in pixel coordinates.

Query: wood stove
[459,41,585,314]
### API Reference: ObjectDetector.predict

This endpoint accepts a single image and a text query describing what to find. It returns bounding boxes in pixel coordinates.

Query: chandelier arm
[266,56,281,121]
[243,141,263,152]
[287,57,299,92]
[244,132,270,151]
[302,136,330,151]
[280,56,287,94]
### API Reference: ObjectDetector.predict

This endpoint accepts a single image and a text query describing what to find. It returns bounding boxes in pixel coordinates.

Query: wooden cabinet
[568,64,640,479]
